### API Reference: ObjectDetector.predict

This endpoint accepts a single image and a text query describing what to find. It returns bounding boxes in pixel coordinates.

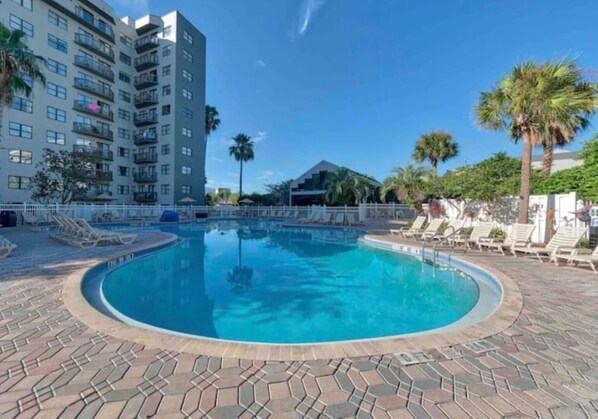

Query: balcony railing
[134,192,158,202]
[134,152,158,164]
[134,92,159,108]
[72,145,114,161]
[134,54,159,71]
[134,130,158,145]
[73,100,114,121]
[74,78,114,101]
[133,73,158,90]
[135,35,160,53]
[133,113,158,127]
[74,55,114,81]
[75,7,115,40]
[133,172,158,183]
[74,33,114,62]
[72,122,113,141]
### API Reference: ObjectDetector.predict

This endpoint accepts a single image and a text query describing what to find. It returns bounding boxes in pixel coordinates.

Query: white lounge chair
[555,245,598,274]
[479,223,535,255]
[50,217,99,248]
[321,213,333,224]
[0,236,17,258]
[435,219,466,244]
[512,226,587,263]
[452,221,494,249]
[413,218,444,240]
[346,213,361,226]
[390,216,426,237]
[333,213,345,226]
[75,219,137,245]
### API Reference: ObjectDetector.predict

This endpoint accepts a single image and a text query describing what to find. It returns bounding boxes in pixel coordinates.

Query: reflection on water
[102,220,480,343]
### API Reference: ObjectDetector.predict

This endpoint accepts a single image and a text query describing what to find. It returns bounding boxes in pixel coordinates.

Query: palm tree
[205,105,220,137]
[412,131,458,173]
[352,175,376,204]
[0,23,46,131]
[324,168,356,205]
[228,134,254,197]
[380,164,432,213]
[475,59,597,223]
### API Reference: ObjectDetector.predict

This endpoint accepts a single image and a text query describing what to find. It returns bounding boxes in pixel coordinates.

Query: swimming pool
[92,220,502,344]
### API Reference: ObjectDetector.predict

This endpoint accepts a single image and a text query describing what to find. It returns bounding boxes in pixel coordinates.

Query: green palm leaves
[412,131,458,173]
[380,165,432,213]
[323,168,376,206]
[229,134,255,197]
[205,105,220,137]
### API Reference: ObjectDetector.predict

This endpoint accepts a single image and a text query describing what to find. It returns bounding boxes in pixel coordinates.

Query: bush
[490,228,506,240]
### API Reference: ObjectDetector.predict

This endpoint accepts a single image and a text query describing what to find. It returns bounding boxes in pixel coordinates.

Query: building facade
[531,150,582,174]
[1,0,206,204]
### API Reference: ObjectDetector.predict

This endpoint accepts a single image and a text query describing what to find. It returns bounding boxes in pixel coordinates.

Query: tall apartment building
[1,0,206,205]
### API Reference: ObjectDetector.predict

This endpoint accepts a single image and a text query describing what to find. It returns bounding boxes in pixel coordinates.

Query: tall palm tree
[0,23,46,131]
[205,105,220,137]
[380,164,432,213]
[324,168,356,205]
[352,175,376,204]
[475,59,597,223]
[412,131,458,173]
[228,134,254,197]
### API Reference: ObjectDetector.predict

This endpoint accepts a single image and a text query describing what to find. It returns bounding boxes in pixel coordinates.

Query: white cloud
[297,0,327,36]
[258,170,275,181]
[255,59,266,68]
[254,131,268,143]
[208,156,224,163]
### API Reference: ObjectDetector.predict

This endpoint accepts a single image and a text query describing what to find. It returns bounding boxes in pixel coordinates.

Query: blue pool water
[100,220,482,344]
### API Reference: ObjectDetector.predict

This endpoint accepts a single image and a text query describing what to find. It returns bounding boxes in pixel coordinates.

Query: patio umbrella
[179,196,197,204]
[238,198,255,205]
[94,192,115,201]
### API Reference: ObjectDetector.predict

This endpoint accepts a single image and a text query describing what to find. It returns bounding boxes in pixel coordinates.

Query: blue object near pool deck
[87,220,502,344]
[160,210,179,222]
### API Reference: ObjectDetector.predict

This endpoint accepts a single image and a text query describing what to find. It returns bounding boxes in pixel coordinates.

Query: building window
[12,97,32,113]
[182,108,193,119]
[118,166,130,176]
[47,83,66,99]
[119,34,132,47]
[11,0,33,11]
[182,69,193,81]
[160,184,170,195]
[162,85,171,96]
[9,149,32,164]
[183,31,193,44]
[162,45,172,57]
[161,144,170,155]
[10,15,33,37]
[182,146,192,156]
[8,175,31,189]
[119,52,131,66]
[48,34,67,53]
[183,50,193,63]
[182,127,192,137]
[182,185,192,194]
[162,105,171,116]
[119,72,131,84]
[8,122,32,139]
[119,90,131,102]
[162,65,171,76]
[46,130,66,145]
[47,59,67,77]
[181,166,192,175]
[118,128,131,140]
[160,124,170,135]
[160,164,170,175]
[118,109,131,121]
[182,88,193,100]
[47,106,66,122]
[118,147,130,158]
[163,25,172,37]
[117,185,129,195]
[48,10,67,30]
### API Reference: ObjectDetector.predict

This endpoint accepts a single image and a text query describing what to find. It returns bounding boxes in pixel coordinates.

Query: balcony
[134,152,158,164]
[73,145,114,161]
[134,92,158,108]
[73,100,114,121]
[73,122,113,141]
[74,78,114,102]
[134,54,159,71]
[74,55,114,81]
[133,73,158,90]
[75,7,115,41]
[74,33,114,62]
[134,113,158,127]
[135,35,160,53]
[134,192,158,202]
[133,172,157,183]
[134,130,158,145]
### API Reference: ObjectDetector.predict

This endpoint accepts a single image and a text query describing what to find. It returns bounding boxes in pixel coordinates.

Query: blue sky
[114,0,598,193]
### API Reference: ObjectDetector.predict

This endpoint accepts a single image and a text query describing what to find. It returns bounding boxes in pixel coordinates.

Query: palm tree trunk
[542,141,553,176]
[239,161,243,197]
[431,159,438,174]
[518,133,533,224]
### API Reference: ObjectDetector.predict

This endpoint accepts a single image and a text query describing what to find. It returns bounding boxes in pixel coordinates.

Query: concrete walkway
[0,227,597,418]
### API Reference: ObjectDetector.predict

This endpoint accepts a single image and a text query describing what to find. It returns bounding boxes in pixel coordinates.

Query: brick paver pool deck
[1,226,597,418]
